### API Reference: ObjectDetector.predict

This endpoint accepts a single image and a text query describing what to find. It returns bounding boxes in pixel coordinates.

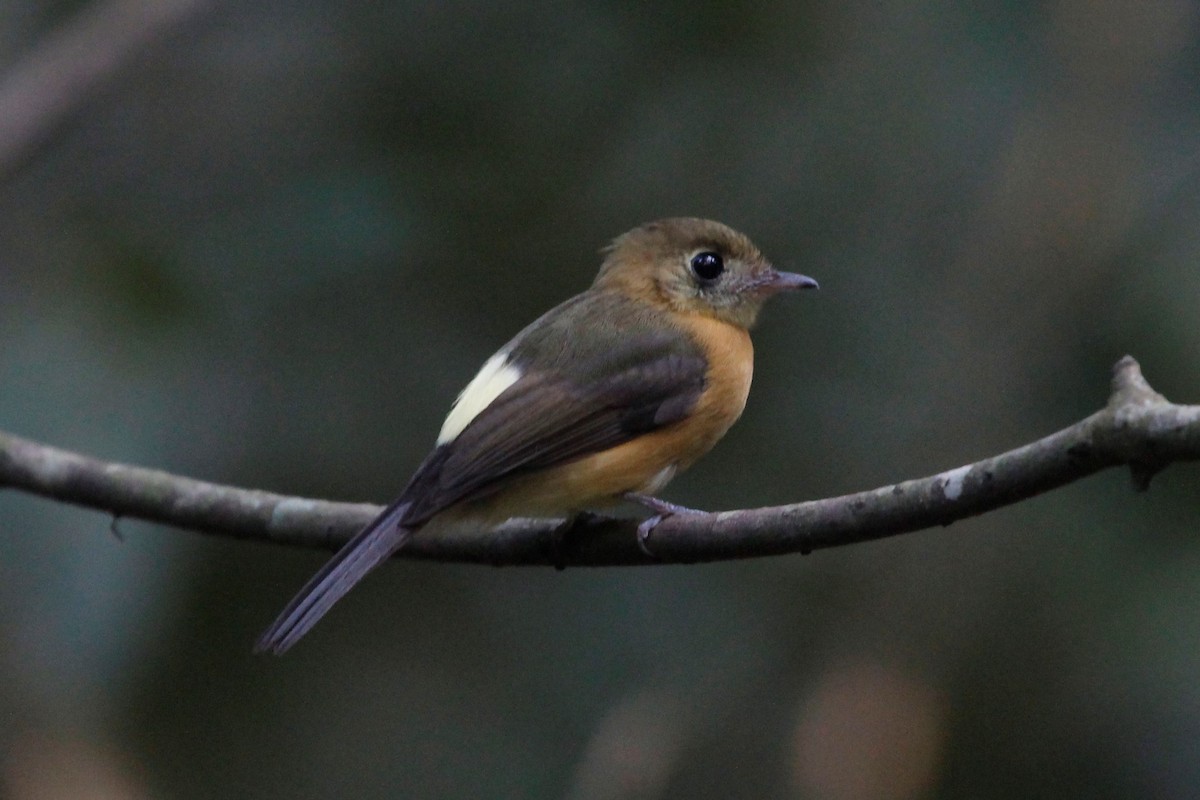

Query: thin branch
[0,0,212,178]
[1,357,1197,567]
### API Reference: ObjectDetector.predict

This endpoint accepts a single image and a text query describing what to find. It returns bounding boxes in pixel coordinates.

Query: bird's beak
[758,270,819,295]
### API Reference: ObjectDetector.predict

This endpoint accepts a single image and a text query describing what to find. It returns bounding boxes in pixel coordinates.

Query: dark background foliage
[2,1,1199,798]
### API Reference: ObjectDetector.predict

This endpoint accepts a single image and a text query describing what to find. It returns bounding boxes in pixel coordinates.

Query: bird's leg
[549,511,600,570]
[625,493,703,517]
[623,493,705,557]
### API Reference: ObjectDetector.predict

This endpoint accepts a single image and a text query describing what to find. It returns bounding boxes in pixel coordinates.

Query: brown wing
[398,350,707,525]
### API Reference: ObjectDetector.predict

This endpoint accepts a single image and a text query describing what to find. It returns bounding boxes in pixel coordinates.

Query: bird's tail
[254,500,414,655]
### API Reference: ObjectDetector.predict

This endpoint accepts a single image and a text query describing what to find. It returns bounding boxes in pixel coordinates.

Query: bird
[255,218,817,654]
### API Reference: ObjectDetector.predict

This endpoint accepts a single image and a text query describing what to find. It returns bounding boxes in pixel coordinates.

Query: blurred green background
[2,1,1200,798]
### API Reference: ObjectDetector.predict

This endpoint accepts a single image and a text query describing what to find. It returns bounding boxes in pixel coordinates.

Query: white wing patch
[437,349,522,444]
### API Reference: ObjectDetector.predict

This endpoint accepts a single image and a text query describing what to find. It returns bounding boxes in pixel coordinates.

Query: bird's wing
[256,318,706,654]
[400,346,707,524]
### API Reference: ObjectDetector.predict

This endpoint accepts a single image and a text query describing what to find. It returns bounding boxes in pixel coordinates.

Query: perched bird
[256,218,817,654]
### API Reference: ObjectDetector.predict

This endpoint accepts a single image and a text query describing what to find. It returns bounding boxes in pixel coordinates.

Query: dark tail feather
[254,501,414,655]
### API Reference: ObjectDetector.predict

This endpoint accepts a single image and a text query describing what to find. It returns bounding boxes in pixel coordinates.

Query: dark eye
[690,251,724,281]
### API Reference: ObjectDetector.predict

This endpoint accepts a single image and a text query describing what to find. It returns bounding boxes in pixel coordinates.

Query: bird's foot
[624,493,705,558]
[549,512,598,570]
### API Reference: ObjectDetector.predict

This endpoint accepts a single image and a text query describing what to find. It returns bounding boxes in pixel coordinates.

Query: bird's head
[594,218,817,329]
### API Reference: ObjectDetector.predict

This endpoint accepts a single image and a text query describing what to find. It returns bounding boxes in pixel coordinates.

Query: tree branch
[1,356,1197,566]
[0,0,212,178]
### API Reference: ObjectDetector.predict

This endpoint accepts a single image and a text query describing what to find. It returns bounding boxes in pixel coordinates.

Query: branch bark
[1,356,1197,567]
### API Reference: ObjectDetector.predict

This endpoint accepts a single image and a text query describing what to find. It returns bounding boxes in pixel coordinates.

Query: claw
[625,493,706,559]
[636,515,663,557]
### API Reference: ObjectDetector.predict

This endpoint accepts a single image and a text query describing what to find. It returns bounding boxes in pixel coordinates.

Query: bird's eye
[690,251,724,282]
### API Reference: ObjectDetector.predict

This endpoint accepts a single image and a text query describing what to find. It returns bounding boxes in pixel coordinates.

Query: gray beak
[761,270,819,294]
